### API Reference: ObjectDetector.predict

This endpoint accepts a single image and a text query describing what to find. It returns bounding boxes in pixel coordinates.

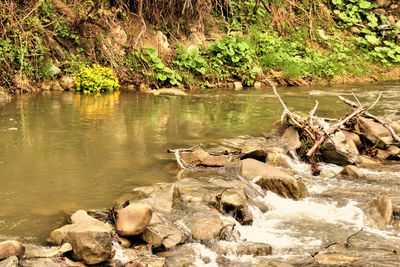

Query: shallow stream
[1,82,400,265]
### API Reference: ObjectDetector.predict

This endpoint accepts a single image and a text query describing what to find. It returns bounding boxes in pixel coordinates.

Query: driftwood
[268,79,389,175]
[339,95,400,143]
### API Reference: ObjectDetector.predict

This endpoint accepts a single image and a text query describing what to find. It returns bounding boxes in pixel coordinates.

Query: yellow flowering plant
[74,64,120,93]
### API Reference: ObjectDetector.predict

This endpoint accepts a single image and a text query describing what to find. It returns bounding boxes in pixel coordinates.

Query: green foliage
[64,54,88,74]
[74,64,120,93]
[208,36,261,85]
[174,46,209,75]
[332,0,375,27]
[126,47,182,87]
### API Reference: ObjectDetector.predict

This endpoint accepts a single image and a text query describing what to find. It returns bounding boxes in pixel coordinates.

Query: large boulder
[47,210,113,265]
[141,224,185,249]
[116,203,153,236]
[0,241,25,260]
[358,117,393,148]
[321,131,359,165]
[240,159,308,200]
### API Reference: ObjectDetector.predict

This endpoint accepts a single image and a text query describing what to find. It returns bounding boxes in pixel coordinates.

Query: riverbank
[1,0,400,97]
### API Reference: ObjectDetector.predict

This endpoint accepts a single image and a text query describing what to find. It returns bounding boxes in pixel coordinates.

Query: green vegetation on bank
[0,0,399,93]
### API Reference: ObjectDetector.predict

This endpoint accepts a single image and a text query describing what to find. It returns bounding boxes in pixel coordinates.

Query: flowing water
[1,82,400,265]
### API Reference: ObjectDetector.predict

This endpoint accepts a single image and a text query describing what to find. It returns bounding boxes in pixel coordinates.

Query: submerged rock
[369,194,393,227]
[240,159,308,200]
[116,203,153,237]
[180,150,232,167]
[0,241,25,261]
[358,117,393,148]
[321,131,358,165]
[47,210,113,265]
[157,88,187,96]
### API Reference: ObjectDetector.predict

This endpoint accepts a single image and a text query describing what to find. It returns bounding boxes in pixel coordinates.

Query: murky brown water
[0,81,399,244]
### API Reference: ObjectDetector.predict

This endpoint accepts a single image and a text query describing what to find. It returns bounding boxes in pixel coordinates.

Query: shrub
[74,64,120,93]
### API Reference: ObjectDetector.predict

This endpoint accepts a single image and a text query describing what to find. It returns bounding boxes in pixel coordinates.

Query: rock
[390,121,400,135]
[270,120,287,136]
[220,189,246,209]
[180,150,232,167]
[118,237,131,248]
[141,224,185,249]
[189,217,224,241]
[376,0,390,7]
[234,82,243,90]
[260,261,295,267]
[47,210,113,265]
[369,194,393,227]
[0,256,18,267]
[116,203,152,237]
[24,243,72,258]
[164,255,195,267]
[359,117,393,148]
[59,76,75,90]
[157,88,187,96]
[0,241,25,260]
[321,131,358,165]
[267,152,293,169]
[374,8,386,15]
[351,26,361,34]
[341,165,364,179]
[395,20,400,29]
[391,4,399,9]
[342,130,362,148]
[376,149,391,160]
[387,15,396,26]
[356,155,380,166]
[232,242,272,256]
[240,149,268,162]
[132,183,182,213]
[314,253,357,265]
[280,127,301,151]
[388,145,400,156]
[20,258,62,267]
[49,81,64,91]
[254,82,262,88]
[240,159,308,200]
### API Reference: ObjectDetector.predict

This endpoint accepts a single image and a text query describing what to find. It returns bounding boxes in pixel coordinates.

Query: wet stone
[0,256,18,267]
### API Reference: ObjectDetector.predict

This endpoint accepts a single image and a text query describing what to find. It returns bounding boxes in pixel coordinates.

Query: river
[0,82,400,265]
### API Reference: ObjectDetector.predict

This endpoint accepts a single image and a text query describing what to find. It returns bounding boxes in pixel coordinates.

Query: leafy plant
[127,47,182,87]
[74,64,120,93]
[174,46,209,75]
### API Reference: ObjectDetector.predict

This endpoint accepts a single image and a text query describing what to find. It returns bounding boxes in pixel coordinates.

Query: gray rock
[388,145,400,156]
[356,155,380,166]
[141,224,185,249]
[0,256,18,267]
[240,159,308,200]
[270,120,287,136]
[116,203,153,236]
[50,65,61,76]
[343,130,362,148]
[359,117,393,148]
[340,165,364,179]
[0,241,25,260]
[47,210,113,265]
[280,127,301,151]
[321,131,358,165]
[189,217,224,241]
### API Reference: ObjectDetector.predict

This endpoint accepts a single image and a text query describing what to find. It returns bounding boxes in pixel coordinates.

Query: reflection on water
[0,81,399,243]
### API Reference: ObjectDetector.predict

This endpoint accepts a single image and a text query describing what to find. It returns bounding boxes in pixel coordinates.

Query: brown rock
[267,152,293,169]
[116,203,153,236]
[189,217,224,241]
[374,8,386,15]
[141,224,185,249]
[369,194,393,227]
[0,256,18,267]
[157,88,187,96]
[340,165,364,179]
[321,131,359,165]
[240,159,308,200]
[270,120,287,136]
[180,150,231,167]
[376,0,391,7]
[0,241,25,260]
[356,155,380,166]
[280,127,301,151]
[342,130,362,148]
